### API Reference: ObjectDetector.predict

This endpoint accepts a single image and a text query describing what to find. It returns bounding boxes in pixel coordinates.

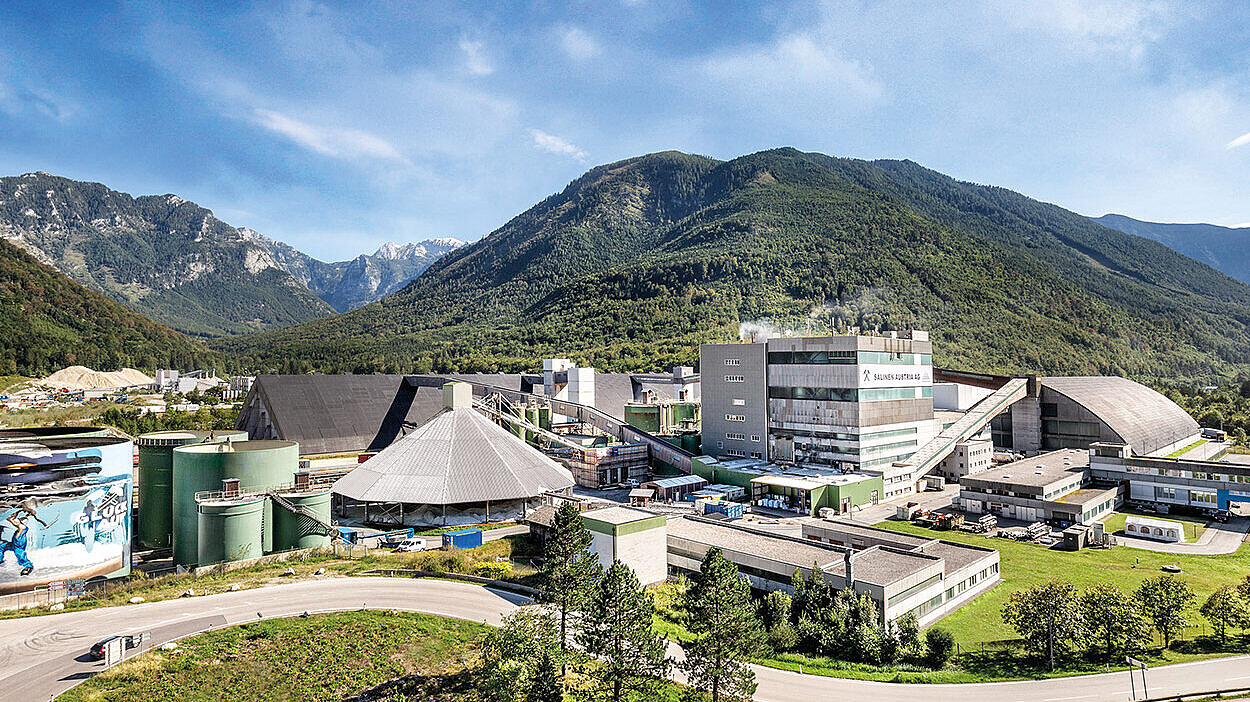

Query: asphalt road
[3,577,1248,702]
[0,577,527,702]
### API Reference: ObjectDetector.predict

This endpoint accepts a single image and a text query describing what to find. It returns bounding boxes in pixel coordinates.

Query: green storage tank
[172,439,299,565]
[0,426,109,441]
[624,405,661,433]
[680,434,701,454]
[136,430,247,549]
[537,406,551,430]
[197,495,266,565]
[271,488,333,551]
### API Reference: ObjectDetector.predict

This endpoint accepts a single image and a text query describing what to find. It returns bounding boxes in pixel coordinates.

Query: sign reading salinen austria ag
[858,364,933,388]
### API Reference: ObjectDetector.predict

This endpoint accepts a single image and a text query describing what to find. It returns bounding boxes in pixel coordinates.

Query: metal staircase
[267,490,336,536]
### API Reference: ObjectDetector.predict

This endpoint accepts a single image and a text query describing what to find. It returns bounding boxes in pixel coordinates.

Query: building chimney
[844,549,854,587]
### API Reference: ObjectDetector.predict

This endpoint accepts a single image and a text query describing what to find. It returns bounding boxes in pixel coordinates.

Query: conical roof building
[333,383,573,522]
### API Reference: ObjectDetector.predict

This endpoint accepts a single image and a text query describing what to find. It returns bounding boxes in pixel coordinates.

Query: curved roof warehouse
[332,383,574,525]
[1037,376,1199,455]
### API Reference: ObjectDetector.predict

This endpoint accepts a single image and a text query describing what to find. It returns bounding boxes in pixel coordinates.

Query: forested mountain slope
[0,240,219,376]
[1094,214,1250,285]
[219,149,1250,382]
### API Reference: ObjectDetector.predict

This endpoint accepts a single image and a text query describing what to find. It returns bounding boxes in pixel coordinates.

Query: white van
[394,538,429,553]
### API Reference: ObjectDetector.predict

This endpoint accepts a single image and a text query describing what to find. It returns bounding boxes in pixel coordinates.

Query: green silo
[197,495,266,565]
[537,406,551,430]
[624,405,661,433]
[172,440,299,565]
[136,430,247,549]
[271,488,333,551]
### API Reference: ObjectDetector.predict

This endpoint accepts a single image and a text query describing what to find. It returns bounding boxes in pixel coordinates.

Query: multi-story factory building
[701,331,937,497]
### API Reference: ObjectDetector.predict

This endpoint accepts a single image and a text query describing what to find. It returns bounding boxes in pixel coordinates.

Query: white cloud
[459,38,494,76]
[1226,131,1250,150]
[253,108,408,163]
[528,129,586,160]
[560,27,601,61]
[991,0,1180,62]
[699,34,884,112]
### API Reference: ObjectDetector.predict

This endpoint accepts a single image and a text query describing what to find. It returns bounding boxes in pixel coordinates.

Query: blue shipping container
[442,528,484,549]
[704,501,744,520]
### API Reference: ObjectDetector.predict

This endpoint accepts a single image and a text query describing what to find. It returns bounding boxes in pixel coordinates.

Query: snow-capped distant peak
[372,238,465,260]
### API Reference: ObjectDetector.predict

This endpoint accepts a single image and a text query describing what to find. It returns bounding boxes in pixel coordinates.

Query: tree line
[1002,575,1250,671]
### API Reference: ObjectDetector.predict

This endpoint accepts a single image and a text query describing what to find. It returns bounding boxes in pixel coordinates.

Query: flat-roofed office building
[700,331,938,498]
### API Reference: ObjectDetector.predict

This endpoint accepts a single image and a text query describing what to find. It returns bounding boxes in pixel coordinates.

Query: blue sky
[1,1,1248,261]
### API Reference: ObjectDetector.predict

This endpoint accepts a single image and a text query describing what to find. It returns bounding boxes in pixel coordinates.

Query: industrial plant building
[332,382,575,525]
[666,516,999,626]
[581,506,668,586]
[957,449,1119,525]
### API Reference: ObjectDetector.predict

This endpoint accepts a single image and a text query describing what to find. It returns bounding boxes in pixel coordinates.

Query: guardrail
[353,568,539,597]
[1138,685,1250,702]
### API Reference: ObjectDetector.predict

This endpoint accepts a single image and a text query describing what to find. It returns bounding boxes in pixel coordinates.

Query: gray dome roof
[1040,376,1198,455]
[332,407,573,504]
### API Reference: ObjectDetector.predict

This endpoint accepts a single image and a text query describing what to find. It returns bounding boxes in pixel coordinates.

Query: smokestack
[844,549,854,587]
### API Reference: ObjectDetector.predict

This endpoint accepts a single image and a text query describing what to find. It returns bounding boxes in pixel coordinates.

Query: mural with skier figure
[0,437,132,594]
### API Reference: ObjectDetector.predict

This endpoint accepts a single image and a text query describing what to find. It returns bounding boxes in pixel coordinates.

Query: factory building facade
[701,331,937,498]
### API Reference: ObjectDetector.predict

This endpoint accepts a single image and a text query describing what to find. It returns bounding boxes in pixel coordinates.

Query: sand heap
[38,366,155,391]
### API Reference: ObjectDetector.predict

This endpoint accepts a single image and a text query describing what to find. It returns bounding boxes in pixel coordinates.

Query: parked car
[1212,509,1230,523]
[393,538,429,553]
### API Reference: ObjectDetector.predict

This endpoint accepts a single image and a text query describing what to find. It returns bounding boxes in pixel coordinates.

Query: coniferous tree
[679,548,765,702]
[525,651,564,702]
[578,560,669,702]
[540,502,600,673]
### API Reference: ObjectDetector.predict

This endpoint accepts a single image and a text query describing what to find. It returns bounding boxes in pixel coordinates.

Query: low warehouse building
[957,449,1119,525]
[332,382,575,526]
[642,475,707,502]
[581,506,668,586]
[668,516,999,626]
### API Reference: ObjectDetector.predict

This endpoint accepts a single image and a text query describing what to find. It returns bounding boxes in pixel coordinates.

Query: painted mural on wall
[0,439,132,593]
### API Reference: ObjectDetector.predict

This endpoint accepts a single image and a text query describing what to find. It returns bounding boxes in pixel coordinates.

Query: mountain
[0,239,218,377]
[1093,214,1250,284]
[218,148,1250,382]
[252,235,465,312]
[0,172,335,337]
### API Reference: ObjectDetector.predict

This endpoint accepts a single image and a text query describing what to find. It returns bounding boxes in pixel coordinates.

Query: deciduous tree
[1199,586,1249,642]
[1001,580,1085,671]
[1135,575,1195,648]
[1081,583,1148,661]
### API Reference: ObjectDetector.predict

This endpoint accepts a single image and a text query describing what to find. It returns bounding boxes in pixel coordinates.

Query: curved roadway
[1,577,1247,702]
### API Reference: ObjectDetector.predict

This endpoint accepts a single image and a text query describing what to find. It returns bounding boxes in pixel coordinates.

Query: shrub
[474,561,514,580]
[924,628,956,669]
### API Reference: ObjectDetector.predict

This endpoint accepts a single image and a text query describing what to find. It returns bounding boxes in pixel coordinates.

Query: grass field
[874,520,1250,647]
[2,537,540,620]
[1100,510,1208,541]
[1168,439,1208,458]
[56,611,692,702]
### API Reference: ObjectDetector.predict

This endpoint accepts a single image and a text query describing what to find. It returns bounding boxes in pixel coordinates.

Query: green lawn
[58,610,488,702]
[1100,510,1207,541]
[57,610,693,702]
[1167,439,1208,458]
[875,521,1250,647]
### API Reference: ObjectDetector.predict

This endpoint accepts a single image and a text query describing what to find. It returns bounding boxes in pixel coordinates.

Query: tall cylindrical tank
[537,406,551,431]
[0,436,133,594]
[172,440,299,565]
[271,488,332,551]
[136,430,247,549]
[0,426,109,442]
[196,495,265,565]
